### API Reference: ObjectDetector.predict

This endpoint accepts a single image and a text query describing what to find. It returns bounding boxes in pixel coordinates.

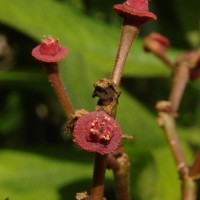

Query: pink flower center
[86,115,114,145]
[39,36,61,56]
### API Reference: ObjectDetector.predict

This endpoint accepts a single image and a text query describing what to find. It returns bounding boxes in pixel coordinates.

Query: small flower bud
[143,32,170,54]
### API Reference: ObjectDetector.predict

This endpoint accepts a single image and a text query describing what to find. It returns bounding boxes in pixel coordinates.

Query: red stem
[113,156,131,200]
[91,154,108,200]
[44,63,74,118]
[181,178,197,200]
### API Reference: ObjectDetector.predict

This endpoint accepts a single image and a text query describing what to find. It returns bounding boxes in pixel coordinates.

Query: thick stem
[111,22,140,86]
[113,154,131,200]
[169,63,189,113]
[158,112,197,200]
[91,154,108,200]
[181,178,197,200]
[158,112,198,200]
[44,63,74,118]
[159,113,188,174]
[157,61,196,199]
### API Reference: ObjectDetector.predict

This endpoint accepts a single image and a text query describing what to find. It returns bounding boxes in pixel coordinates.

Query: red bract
[144,32,170,54]
[113,0,157,26]
[73,111,122,155]
[32,36,67,63]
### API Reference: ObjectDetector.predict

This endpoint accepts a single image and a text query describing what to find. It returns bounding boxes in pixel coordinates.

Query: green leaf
[0,70,49,92]
[172,0,200,32]
[117,89,165,148]
[152,147,180,200]
[0,92,22,134]
[0,147,93,200]
[59,53,97,110]
[171,0,200,47]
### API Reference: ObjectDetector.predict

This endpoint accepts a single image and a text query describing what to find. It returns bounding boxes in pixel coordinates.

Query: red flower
[73,111,122,155]
[144,32,170,54]
[113,0,156,25]
[32,36,67,63]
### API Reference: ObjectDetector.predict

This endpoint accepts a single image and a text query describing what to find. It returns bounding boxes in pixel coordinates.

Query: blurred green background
[0,0,199,199]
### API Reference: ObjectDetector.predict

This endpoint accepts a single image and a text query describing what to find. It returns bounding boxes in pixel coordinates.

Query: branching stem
[154,51,174,70]
[157,60,198,199]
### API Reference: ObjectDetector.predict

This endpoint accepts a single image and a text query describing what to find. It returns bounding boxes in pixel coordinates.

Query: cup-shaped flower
[113,0,157,26]
[144,32,170,54]
[73,111,122,155]
[32,36,67,63]
[143,32,174,69]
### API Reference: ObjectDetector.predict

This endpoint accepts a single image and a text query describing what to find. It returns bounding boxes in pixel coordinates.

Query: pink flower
[32,36,67,63]
[144,32,170,54]
[73,111,122,155]
[113,0,156,26]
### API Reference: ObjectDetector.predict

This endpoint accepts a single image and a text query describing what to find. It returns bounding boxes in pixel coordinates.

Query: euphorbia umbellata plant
[31,0,200,199]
